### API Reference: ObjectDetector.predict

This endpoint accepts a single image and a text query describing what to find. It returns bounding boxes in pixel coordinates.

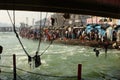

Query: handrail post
[13,54,16,80]
[78,64,82,80]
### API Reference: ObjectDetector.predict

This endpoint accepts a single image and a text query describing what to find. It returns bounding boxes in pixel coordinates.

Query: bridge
[0,0,120,18]
[0,26,19,32]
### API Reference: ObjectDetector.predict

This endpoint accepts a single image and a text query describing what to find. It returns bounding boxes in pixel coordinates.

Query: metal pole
[0,68,1,80]
[13,54,16,80]
[78,64,82,80]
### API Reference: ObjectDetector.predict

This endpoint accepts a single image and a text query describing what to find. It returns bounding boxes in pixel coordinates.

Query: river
[0,32,120,80]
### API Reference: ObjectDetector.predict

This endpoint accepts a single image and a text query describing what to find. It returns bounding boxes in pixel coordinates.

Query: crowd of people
[0,25,118,60]
[19,25,118,43]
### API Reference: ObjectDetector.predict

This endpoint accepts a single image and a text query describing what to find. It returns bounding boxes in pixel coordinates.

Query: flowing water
[0,32,120,80]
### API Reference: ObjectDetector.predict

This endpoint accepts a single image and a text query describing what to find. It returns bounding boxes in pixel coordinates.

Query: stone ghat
[53,39,119,49]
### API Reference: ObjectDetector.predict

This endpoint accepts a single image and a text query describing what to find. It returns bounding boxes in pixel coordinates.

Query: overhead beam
[0,0,120,18]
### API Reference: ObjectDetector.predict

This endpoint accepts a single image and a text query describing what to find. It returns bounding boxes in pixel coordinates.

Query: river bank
[53,39,120,49]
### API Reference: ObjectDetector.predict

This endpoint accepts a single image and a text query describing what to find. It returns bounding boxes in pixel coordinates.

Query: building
[86,16,120,25]
[87,16,101,24]
[34,18,51,28]
[51,13,89,28]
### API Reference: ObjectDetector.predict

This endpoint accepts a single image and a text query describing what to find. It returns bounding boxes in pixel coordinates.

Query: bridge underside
[0,0,120,18]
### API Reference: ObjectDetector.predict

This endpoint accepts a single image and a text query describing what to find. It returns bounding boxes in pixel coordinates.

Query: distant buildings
[0,26,13,32]
[35,18,51,28]
[19,13,90,30]
[51,13,89,28]
[86,16,120,25]
[33,13,89,29]
[0,26,19,32]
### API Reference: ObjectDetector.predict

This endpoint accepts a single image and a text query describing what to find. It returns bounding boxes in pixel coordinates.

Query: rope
[16,73,24,80]
[1,71,13,74]
[0,65,13,68]
[36,12,54,57]
[16,67,77,78]
[40,40,53,56]
[36,12,42,54]
[1,55,29,56]
[0,53,63,57]
[0,65,77,78]
[7,10,52,59]
[7,10,30,57]
[39,13,71,57]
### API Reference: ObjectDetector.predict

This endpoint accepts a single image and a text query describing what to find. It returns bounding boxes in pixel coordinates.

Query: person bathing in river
[0,45,3,74]
[103,41,109,58]
[93,48,100,57]
[0,45,3,60]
